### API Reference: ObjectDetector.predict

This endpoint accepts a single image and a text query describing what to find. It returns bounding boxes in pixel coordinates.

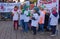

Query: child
[38,7,46,32]
[31,7,39,35]
[44,9,50,31]
[19,5,25,30]
[12,6,19,30]
[24,8,30,32]
[50,7,59,36]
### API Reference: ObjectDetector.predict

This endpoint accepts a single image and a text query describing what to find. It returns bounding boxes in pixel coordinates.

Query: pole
[36,0,37,6]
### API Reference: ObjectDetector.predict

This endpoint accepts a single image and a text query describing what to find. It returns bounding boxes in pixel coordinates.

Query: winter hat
[34,6,39,11]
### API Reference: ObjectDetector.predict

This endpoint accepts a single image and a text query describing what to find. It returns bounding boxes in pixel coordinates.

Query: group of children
[12,5,59,36]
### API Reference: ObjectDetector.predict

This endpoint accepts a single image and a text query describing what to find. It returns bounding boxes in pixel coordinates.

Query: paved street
[0,21,60,39]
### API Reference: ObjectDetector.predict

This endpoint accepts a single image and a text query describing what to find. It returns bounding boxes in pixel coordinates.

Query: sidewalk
[0,21,60,39]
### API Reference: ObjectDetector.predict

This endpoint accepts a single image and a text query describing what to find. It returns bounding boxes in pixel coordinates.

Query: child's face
[52,7,57,14]
[52,7,57,11]
[14,8,18,11]
[20,5,23,10]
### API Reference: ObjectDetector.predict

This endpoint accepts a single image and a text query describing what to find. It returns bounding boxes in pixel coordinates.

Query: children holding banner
[12,5,59,36]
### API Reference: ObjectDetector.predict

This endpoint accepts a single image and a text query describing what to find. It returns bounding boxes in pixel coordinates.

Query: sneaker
[51,34,56,36]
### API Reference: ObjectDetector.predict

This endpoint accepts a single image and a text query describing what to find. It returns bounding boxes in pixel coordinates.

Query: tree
[30,0,37,3]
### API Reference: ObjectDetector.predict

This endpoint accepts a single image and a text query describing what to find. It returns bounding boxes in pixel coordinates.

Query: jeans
[51,25,56,34]
[20,20,25,30]
[38,24,44,32]
[24,22,28,32]
[13,20,18,30]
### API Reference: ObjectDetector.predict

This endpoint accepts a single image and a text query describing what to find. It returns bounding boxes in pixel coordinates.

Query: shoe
[33,33,36,35]
[33,32,36,35]
[51,34,56,36]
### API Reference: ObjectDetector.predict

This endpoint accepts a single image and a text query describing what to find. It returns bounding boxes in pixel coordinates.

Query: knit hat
[40,4,46,9]
[34,6,39,11]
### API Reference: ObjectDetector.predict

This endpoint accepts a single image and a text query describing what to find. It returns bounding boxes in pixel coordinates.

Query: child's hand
[32,17,36,20]
[12,13,14,16]
[30,16,32,19]
[21,13,23,15]
[36,26,38,30]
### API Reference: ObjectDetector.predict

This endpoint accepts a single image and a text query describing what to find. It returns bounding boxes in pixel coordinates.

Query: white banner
[37,0,59,12]
[0,3,20,12]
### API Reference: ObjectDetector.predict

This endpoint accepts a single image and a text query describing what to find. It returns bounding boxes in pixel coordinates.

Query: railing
[0,12,12,21]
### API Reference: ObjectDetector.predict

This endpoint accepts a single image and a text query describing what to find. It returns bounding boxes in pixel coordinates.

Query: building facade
[0,0,36,3]
[0,0,20,2]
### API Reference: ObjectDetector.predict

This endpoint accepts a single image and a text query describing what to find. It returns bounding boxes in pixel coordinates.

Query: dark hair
[34,9,40,16]
[14,6,18,9]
